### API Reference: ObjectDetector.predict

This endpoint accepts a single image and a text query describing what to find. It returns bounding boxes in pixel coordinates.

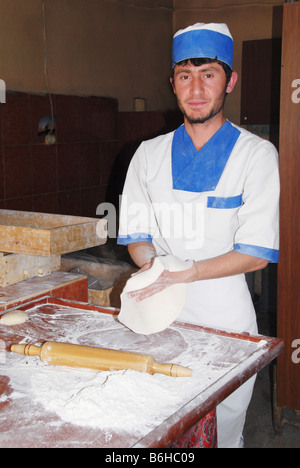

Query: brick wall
[0,92,118,218]
[0,92,181,220]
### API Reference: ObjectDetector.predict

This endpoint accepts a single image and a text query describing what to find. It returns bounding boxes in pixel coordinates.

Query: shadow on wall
[106,109,183,209]
[98,109,183,263]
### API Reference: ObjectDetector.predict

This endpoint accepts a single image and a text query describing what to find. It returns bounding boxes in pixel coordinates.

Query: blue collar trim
[172,121,241,193]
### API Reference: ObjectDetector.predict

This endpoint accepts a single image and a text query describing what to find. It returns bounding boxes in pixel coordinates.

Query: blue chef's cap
[172,23,234,69]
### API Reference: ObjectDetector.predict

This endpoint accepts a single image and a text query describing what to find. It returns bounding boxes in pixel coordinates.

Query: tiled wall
[0,91,180,221]
[0,92,118,218]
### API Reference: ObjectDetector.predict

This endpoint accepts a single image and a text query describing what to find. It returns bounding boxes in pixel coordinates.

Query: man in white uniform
[117,23,280,448]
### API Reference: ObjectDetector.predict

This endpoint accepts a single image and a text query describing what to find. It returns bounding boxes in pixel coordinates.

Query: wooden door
[240,38,281,127]
[277,2,300,410]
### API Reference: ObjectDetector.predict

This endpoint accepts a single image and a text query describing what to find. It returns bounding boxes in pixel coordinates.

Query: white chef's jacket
[118,120,279,334]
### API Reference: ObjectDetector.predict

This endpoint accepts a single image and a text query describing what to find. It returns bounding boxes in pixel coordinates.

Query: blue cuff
[117,233,153,246]
[234,243,279,263]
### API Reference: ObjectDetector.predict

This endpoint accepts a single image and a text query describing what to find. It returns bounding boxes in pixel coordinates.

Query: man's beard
[181,90,227,125]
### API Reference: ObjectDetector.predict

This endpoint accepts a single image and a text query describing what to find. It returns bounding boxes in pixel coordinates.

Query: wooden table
[0,210,107,256]
[0,297,283,448]
[0,271,88,312]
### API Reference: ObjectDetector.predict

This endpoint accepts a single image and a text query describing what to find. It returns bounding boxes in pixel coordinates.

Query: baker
[117,23,280,448]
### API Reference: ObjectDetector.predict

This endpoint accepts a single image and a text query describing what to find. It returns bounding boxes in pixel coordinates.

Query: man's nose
[190,76,205,95]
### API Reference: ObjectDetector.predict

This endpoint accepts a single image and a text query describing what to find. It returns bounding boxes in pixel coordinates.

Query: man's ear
[226,71,238,95]
[170,77,176,94]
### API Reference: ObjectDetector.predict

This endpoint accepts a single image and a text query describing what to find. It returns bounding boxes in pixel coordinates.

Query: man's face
[171,61,234,125]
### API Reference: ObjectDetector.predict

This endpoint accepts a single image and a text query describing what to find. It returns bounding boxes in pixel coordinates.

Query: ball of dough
[119,255,193,335]
[0,310,29,326]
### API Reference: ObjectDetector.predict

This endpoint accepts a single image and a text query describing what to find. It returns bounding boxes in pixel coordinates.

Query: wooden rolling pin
[10,342,192,378]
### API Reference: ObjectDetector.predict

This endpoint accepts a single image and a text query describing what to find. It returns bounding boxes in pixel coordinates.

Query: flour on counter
[30,368,192,435]
[1,304,268,440]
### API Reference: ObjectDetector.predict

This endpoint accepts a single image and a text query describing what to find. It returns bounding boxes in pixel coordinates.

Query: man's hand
[127,244,269,303]
[127,263,195,302]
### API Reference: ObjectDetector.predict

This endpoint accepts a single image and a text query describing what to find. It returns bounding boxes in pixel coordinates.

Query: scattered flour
[30,368,192,435]
[0,304,269,443]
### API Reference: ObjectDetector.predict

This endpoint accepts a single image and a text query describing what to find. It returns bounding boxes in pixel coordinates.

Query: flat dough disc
[0,310,29,326]
[118,255,193,335]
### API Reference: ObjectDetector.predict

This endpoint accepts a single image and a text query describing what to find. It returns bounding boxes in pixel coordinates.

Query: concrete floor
[244,364,300,448]
[243,301,300,448]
